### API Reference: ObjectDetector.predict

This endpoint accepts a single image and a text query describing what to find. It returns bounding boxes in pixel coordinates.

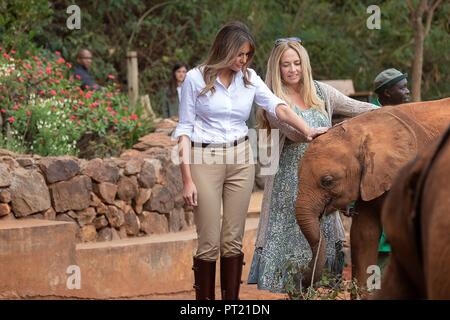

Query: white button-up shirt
[173,67,285,144]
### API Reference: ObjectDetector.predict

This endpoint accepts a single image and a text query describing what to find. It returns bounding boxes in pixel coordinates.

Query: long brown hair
[199,21,255,96]
[257,41,325,132]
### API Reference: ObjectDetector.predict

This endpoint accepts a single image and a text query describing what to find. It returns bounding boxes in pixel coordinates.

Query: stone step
[0,219,78,298]
[73,218,259,299]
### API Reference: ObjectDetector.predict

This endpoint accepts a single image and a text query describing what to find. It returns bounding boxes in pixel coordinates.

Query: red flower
[70,115,77,121]
[121,117,127,123]
[50,90,57,96]
[12,104,20,111]
[2,52,10,60]
[113,118,119,124]
[56,57,65,64]
[10,50,16,54]
[130,114,138,121]
[26,111,32,117]
[55,51,61,56]
[8,117,15,124]
[66,63,72,69]
[39,90,45,95]
[75,74,81,80]
[107,74,115,80]
[107,106,113,112]
[1,109,6,113]
[46,67,52,75]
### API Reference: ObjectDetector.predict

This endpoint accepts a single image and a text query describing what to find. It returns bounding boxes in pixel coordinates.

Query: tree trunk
[408,0,443,102]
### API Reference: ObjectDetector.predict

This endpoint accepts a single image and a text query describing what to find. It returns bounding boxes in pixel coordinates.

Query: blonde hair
[199,21,255,96]
[256,41,325,131]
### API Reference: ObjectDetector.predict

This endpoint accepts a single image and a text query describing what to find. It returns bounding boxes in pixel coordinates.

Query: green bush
[0,47,153,158]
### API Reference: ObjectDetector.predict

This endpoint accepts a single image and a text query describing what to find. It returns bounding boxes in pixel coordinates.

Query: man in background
[73,49,101,90]
[373,68,410,106]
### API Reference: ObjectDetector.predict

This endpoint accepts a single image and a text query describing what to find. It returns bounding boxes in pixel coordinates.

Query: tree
[407,0,443,101]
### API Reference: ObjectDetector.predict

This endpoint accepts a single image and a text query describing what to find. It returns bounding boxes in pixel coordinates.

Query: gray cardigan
[255,81,379,248]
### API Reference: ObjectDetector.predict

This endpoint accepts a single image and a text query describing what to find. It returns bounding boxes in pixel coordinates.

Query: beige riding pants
[190,141,255,261]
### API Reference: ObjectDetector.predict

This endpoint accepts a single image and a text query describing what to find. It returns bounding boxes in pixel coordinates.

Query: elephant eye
[320,175,334,188]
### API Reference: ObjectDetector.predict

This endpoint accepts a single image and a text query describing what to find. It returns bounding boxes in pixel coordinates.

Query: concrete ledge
[72,218,259,299]
[0,219,78,298]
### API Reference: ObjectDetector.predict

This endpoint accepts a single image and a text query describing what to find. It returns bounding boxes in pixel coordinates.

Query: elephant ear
[358,112,418,201]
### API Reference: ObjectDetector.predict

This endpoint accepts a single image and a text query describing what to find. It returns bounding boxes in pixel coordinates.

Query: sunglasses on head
[274,37,302,47]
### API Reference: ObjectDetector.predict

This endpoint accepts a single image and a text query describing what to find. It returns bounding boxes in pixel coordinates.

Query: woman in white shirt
[173,21,326,300]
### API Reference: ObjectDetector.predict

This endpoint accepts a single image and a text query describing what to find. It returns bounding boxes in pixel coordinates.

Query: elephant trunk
[296,197,327,287]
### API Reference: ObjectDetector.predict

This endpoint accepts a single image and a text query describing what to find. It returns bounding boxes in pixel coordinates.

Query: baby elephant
[374,125,450,299]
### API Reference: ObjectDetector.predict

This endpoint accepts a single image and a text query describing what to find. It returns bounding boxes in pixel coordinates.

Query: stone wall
[0,119,195,242]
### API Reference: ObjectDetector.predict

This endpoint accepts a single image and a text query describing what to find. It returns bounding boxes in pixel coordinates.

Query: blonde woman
[248,38,378,294]
[173,23,327,300]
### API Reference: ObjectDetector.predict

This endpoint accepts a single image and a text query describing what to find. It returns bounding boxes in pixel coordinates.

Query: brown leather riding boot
[220,253,245,300]
[192,257,216,300]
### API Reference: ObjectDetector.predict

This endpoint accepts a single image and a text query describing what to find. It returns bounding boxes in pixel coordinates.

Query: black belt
[191,136,249,148]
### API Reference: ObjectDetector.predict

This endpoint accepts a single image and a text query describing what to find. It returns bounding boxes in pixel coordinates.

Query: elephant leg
[351,198,383,288]
[372,256,418,299]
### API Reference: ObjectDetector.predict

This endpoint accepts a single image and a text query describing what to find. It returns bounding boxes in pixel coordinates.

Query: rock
[94,182,117,204]
[66,210,78,219]
[144,184,174,214]
[9,168,51,217]
[0,213,16,221]
[0,190,11,203]
[38,157,80,183]
[120,149,142,159]
[165,163,183,208]
[27,213,44,219]
[139,211,169,235]
[93,215,109,230]
[50,175,92,212]
[0,157,19,170]
[118,226,128,239]
[79,225,97,242]
[124,210,140,236]
[168,208,186,232]
[76,207,96,227]
[97,227,113,241]
[124,159,143,175]
[90,192,102,207]
[147,159,164,184]
[0,203,10,216]
[111,228,121,240]
[137,160,156,188]
[117,176,138,202]
[134,188,152,214]
[96,202,108,215]
[55,213,76,223]
[106,205,125,228]
[133,132,177,150]
[0,163,12,187]
[43,207,56,220]
[81,158,119,183]
[16,157,34,167]
[113,200,127,212]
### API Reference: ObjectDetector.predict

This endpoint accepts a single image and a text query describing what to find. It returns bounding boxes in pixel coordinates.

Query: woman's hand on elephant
[306,127,329,141]
[183,180,198,207]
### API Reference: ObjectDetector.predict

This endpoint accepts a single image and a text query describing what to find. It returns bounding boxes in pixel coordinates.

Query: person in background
[373,68,410,106]
[162,62,188,119]
[173,22,327,300]
[73,49,101,91]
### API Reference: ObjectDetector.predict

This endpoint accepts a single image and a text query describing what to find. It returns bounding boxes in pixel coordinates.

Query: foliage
[0,47,152,157]
[280,258,367,300]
